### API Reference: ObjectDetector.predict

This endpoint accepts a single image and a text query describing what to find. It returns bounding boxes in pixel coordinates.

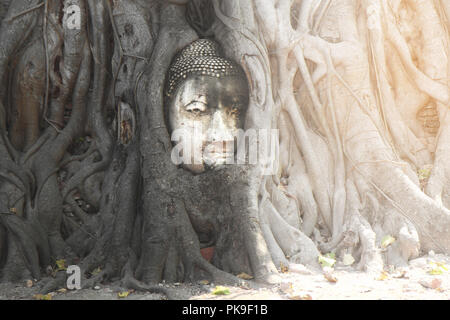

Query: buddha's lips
[203,141,235,153]
[203,144,235,164]
[204,151,234,160]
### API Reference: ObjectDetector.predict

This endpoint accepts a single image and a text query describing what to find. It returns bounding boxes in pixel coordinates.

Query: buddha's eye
[185,101,207,115]
[229,106,240,117]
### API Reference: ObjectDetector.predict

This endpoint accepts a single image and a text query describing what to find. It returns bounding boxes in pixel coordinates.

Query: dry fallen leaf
[342,254,355,266]
[377,271,389,281]
[324,271,338,283]
[420,278,442,290]
[428,261,448,275]
[212,286,230,295]
[55,259,67,271]
[318,254,336,268]
[26,280,33,288]
[91,267,102,276]
[199,280,210,285]
[280,262,289,273]
[431,278,442,289]
[288,293,312,300]
[117,291,131,298]
[381,235,396,249]
[237,272,254,280]
[33,293,53,300]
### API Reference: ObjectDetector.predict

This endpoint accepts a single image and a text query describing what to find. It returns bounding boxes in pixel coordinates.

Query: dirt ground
[0,252,449,300]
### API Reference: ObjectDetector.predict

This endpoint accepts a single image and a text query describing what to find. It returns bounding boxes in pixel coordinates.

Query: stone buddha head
[165,39,249,174]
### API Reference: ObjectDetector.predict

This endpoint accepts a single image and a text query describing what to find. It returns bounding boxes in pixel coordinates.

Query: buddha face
[168,74,249,173]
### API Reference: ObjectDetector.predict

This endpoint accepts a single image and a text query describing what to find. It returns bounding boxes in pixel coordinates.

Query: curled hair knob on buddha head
[166,39,245,98]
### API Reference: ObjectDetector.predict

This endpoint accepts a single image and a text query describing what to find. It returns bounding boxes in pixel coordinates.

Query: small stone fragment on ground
[419,278,442,290]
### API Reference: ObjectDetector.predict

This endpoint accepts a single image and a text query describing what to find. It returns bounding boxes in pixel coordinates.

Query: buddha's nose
[207,111,234,142]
